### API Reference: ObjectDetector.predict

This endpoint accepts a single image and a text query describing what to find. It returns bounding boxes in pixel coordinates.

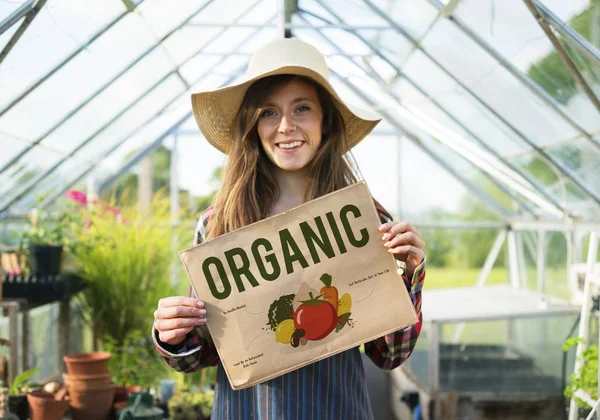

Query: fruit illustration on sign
[293,292,337,340]
[267,273,353,348]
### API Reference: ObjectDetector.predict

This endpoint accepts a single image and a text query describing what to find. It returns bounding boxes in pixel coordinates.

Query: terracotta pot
[27,392,69,420]
[63,372,112,390]
[126,385,143,394]
[68,383,116,420]
[113,385,128,403]
[63,351,111,375]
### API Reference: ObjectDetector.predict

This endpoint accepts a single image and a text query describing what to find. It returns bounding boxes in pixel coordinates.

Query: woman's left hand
[379,221,425,279]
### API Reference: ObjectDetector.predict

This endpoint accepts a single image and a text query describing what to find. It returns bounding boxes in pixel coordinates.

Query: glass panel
[0,11,158,141]
[436,315,577,395]
[546,138,600,199]
[179,25,276,84]
[162,26,230,66]
[202,26,266,54]
[509,150,592,212]
[136,0,212,39]
[561,35,600,99]
[86,103,198,192]
[393,78,528,156]
[0,16,24,51]
[544,0,600,43]
[300,0,438,38]
[11,155,93,214]
[378,136,509,221]
[453,0,600,134]
[0,146,65,209]
[73,74,186,162]
[0,1,27,22]
[190,0,268,25]
[415,135,539,218]
[238,0,276,24]
[0,0,125,110]
[0,133,30,170]
[418,18,579,148]
[40,47,175,152]
[543,0,593,22]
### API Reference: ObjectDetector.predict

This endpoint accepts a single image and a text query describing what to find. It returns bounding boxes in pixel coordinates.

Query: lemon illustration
[275,319,296,344]
[337,293,352,316]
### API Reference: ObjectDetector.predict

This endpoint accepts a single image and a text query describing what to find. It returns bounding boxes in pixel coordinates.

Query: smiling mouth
[277,141,304,150]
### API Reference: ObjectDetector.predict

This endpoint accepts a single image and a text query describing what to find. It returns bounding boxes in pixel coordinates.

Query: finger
[158,296,204,309]
[155,306,206,320]
[158,327,195,344]
[384,232,425,251]
[388,244,425,260]
[387,221,421,238]
[378,222,394,233]
[154,317,206,332]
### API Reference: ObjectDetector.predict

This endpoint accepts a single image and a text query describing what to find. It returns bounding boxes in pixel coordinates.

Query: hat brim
[191,66,382,154]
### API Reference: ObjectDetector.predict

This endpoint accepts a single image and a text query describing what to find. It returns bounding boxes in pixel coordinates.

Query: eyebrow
[264,97,316,107]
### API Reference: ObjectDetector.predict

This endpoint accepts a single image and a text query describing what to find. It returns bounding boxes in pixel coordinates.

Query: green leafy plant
[564,337,598,409]
[103,330,171,388]
[8,368,39,396]
[69,193,176,348]
[168,389,214,420]
[18,207,71,248]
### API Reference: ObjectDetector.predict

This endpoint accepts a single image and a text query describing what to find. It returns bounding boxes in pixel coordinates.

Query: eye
[260,109,277,118]
[295,105,310,113]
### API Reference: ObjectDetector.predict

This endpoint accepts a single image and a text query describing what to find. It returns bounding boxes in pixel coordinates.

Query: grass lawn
[424,267,507,289]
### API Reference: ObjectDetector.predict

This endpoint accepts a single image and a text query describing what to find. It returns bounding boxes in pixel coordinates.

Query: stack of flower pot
[63,352,115,420]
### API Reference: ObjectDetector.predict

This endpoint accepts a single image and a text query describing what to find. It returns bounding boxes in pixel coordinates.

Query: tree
[527,0,600,104]
[103,145,193,210]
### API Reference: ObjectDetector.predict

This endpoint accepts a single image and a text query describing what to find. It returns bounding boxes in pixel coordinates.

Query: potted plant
[564,337,597,418]
[18,207,69,276]
[0,367,40,420]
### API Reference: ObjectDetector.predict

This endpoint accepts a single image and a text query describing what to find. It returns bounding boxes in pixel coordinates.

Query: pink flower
[66,190,88,206]
[105,206,120,216]
[9,267,21,276]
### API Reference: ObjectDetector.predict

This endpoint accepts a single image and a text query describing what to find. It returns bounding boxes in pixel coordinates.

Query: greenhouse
[0,0,599,419]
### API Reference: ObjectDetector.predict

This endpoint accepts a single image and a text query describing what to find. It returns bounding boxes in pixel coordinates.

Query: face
[257,80,323,173]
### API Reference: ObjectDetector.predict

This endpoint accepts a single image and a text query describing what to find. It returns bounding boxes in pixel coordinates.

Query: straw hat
[191,38,382,154]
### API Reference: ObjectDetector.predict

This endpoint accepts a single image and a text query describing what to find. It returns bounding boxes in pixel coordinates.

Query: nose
[278,115,294,134]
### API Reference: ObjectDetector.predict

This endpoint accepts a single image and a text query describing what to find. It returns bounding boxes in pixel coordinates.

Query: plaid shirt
[154,205,425,420]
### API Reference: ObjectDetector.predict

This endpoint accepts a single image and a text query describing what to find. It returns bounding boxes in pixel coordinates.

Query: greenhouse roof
[1,0,599,224]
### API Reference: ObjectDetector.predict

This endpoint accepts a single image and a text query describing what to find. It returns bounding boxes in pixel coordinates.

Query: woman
[153,38,426,419]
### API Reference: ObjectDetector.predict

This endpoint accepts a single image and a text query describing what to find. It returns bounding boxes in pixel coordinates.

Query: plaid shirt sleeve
[363,208,425,370]
[152,207,220,373]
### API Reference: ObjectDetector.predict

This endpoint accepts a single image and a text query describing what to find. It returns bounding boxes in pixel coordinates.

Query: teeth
[279,141,302,149]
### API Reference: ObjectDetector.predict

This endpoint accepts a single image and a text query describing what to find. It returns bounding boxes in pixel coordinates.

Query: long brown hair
[206,75,361,240]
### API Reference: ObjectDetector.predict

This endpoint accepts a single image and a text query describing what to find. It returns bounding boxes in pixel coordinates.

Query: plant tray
[1,272,84,304]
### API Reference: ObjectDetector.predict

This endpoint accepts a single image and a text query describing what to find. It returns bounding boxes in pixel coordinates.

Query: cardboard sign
[179,182,418,390]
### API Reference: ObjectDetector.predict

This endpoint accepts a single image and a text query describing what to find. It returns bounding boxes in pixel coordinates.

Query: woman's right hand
[154,297,207,346]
